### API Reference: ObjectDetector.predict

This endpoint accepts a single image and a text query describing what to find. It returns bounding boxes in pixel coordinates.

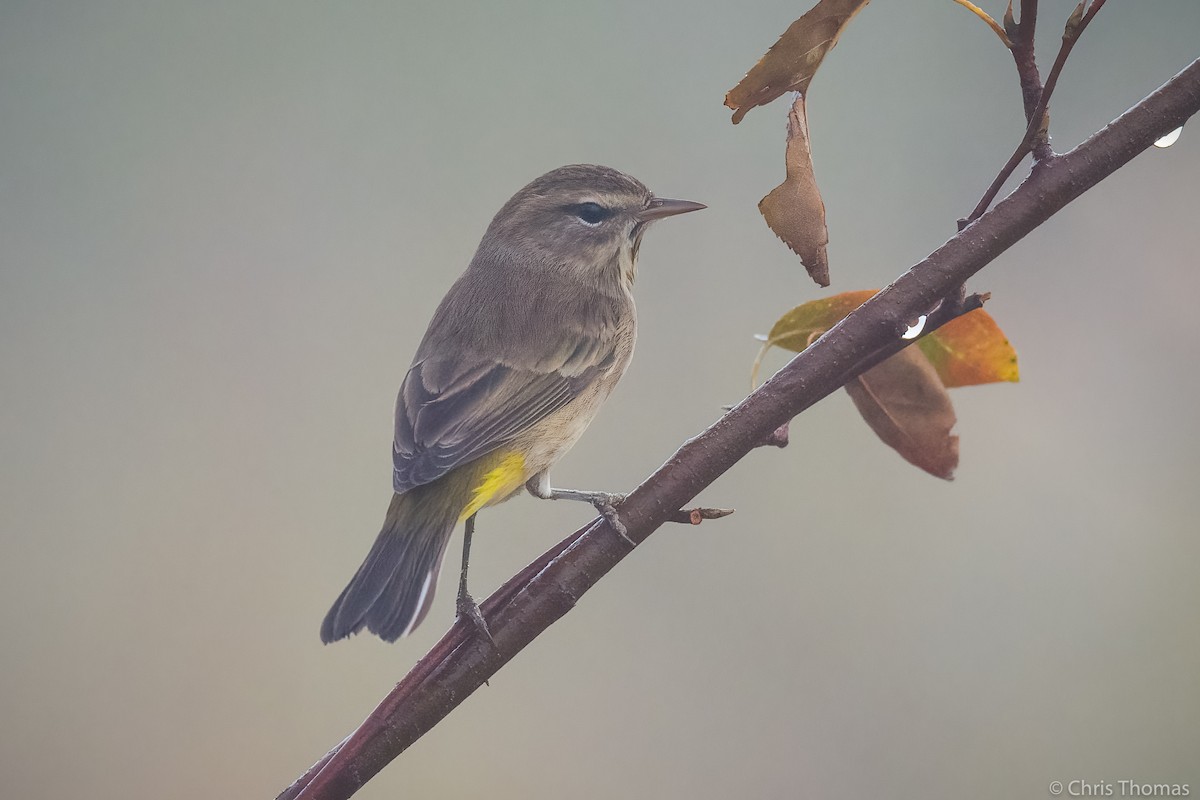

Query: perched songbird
[320,164,704,643]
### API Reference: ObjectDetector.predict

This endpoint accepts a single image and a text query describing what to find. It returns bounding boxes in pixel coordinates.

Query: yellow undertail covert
[459,450,527,521]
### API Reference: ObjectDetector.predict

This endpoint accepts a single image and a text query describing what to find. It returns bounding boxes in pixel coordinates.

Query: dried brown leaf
[759,94,830,286]
[724,0,871,124]
[844,347,959,480]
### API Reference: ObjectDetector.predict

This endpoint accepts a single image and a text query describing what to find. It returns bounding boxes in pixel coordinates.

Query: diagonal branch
[279,57,1200,800]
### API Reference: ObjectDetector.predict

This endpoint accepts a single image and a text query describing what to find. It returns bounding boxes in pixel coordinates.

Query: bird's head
[479,164,704,290]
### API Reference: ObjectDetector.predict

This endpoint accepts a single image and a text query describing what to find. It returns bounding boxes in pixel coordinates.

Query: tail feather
[320,483,460,643]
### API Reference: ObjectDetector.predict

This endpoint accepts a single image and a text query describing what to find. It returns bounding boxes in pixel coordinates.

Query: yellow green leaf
[762,289,876,352]
[751,289,876,386]
[724,0,871,124]
[917,308,1020,387]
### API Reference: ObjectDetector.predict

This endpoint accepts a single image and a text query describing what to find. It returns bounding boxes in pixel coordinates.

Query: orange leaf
[725,0,872,124]
[918,308,1020,388]
[845,347,959,480]
[759,95,831,286]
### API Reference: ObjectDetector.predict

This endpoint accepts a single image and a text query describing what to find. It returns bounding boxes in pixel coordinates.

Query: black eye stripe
[571,202,612,225]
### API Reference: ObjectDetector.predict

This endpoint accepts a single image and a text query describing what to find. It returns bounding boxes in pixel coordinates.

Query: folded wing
[392,334,614,494]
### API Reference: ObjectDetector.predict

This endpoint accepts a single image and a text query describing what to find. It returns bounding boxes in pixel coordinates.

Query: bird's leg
[456,513,496,646]
[525,472,634,547]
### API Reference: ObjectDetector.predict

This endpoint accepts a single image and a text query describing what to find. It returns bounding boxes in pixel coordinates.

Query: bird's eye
[573,202,611,226]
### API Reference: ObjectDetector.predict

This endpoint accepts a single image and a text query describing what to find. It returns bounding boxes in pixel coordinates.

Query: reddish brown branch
[279,57,1200,800]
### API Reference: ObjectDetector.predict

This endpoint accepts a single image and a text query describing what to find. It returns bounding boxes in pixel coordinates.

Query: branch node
[761,421,790,449]
[669,507,736,525]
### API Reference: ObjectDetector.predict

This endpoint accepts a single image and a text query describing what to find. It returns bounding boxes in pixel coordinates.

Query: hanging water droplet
[902,315,928,340]
[1154,125,1183,149]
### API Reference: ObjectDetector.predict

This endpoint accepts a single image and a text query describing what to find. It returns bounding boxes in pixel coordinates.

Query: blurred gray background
[2,2,1197,798]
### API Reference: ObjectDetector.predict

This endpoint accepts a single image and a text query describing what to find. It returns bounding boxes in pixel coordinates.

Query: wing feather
[392,343,612,494]
[389,246,630,495]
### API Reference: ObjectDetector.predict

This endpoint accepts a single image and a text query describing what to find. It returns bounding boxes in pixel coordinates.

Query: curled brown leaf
[844,347,960,480]
[759,94,830,286]
[724,0,871,124]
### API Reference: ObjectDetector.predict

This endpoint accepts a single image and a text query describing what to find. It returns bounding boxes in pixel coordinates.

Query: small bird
[320,164,704,643]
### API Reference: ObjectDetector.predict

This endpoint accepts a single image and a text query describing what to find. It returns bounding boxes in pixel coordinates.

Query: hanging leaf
[845,347,960,480]
[918,308,1020,387]
[725,0,872,124]
[759,95,831,286]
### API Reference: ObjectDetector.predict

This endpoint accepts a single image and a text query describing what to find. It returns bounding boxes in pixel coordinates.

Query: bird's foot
[588,492,634,547]
[526,479,635,547]
[456,586,496,647]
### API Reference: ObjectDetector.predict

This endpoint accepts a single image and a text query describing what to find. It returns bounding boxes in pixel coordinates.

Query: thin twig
[959,142,1032,229]
[961,0,1109,227]
[1031,0,1108,157]
[279,59,1200,800]
[667,507,736,524]
[1013,0,1043,124]
[957,0,1042,232]
[926,291,989,332]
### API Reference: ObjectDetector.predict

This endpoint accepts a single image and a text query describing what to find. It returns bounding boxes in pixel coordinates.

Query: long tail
[320,480,464,643]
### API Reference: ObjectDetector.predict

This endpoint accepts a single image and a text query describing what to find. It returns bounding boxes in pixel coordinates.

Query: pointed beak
[639,197,707,222]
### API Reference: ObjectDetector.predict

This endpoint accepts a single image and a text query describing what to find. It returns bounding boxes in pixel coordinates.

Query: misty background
[2,2,1197,798]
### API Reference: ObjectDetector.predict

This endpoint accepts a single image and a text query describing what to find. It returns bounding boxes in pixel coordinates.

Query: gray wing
[392,337,616,494]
